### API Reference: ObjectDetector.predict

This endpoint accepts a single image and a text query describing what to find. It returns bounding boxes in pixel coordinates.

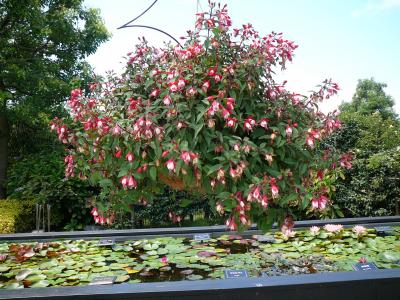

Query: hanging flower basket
[51,1,349,231]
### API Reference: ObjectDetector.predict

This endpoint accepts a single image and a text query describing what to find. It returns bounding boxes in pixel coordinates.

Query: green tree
[340,78,397,120]
[337,112,400,157]
[0,0,110,197]
[331,78,400,217]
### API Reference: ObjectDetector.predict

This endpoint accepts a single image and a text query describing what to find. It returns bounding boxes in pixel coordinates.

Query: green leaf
[99,179,113,187]
[179,198,192,207]
[299,163,308,176]
[149,166,157,181]
[266,167,280,177]
[194,123,204,139]
[206,164,224,176]
[30,280,50,288]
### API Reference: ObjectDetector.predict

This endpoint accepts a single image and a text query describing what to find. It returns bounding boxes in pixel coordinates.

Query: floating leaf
[15,269,34,281]
[25,274,46,282]
[187,274,203,280]
[157,248,169,255]
[4,283,23,289]
[0,266,11,273]
[30,280,50,288]
[197,251,216,257]
[125,267,141,274]
[378,251,400,263]
[180,269,194,275]
[139,271,154,277]
[143,243,160,251]
[115,275,130,283]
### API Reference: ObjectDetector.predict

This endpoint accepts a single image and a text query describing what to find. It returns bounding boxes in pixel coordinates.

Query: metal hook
[117,0,182,47]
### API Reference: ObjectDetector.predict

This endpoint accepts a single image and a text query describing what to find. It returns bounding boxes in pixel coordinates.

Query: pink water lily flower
[324,224,343,233]
[160,256,168,264]
[352,225,367,236]
[309,226,320,235]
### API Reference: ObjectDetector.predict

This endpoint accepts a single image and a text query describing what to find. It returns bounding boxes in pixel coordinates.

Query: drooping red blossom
[125,152,135,163]
[165,159,176,173]
[244,116,256,131]
[168,211,182,223]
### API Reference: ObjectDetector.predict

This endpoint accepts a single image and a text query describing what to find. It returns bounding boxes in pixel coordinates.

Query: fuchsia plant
[51,2,350,231]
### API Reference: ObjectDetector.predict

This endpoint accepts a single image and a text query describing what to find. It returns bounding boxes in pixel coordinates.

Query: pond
[0,224,399,289]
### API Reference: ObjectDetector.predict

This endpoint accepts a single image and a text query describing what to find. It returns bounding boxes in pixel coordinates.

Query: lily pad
[15,269,34,281]
[4,283,23,289]
[378,251,400,263]
[186,274,203,281]
[180,269,194,275]
[25,274,47,282]
[0,266,11,273]
[30,280,50,288]
[115,275,130,283]
[143,243,160,251]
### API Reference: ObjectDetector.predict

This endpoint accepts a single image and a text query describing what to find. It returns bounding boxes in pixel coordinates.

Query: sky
[84,0,400,113]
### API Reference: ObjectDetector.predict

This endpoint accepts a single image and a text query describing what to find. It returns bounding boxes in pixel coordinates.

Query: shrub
[328,93,400,217]
[0,199,36,233]
[110,187,223,229]
[51,2,347,232]
[335,148,400,217]
[6,151,96,231]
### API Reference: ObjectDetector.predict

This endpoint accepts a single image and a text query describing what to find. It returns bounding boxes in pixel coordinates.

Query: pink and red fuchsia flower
[51,2,349,232]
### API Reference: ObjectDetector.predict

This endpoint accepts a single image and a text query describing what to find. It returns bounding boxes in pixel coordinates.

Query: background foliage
[331,78,400,217]
[0,199,35,233]
[6,150,95,230]
[0,0,110,198]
